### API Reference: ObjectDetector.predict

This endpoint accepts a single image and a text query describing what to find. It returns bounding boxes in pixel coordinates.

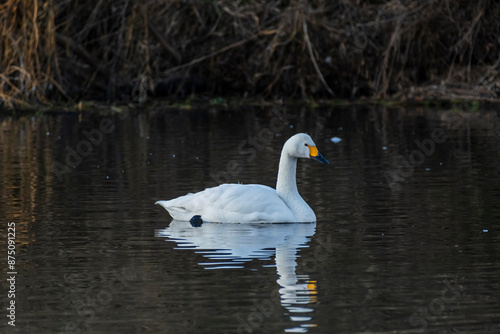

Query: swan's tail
[155,201,194,221]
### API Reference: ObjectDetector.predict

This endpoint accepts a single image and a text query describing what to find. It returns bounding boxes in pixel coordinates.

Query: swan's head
[284,133,329,164]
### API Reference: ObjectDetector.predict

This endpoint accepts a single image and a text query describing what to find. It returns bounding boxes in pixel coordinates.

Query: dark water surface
[1,106,499,334]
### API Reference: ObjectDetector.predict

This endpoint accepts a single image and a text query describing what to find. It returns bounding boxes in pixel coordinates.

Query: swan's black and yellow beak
[307,145,329,165]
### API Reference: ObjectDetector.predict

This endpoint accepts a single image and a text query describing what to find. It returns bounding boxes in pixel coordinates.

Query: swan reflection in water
[155,221,318,333]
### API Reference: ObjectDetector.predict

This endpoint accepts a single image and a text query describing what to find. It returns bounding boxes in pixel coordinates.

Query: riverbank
[5,93,499,117]
[1,1,499,108]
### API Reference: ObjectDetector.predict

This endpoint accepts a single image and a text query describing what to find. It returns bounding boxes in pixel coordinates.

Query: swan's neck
[276,151,298,198]
[276,150,316,221]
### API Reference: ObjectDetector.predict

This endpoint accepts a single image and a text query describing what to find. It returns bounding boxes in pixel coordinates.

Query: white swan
[155,133,329,223]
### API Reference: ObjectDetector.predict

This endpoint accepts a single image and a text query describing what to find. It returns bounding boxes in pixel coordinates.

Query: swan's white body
[155,133,329,223]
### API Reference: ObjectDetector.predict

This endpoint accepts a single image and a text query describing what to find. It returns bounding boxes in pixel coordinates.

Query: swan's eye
[304,144,308,147]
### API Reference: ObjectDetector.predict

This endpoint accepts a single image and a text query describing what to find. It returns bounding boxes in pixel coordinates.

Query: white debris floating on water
[330,137,342,143]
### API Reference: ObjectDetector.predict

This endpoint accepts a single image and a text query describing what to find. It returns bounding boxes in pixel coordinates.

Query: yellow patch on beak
[308,145,319,157]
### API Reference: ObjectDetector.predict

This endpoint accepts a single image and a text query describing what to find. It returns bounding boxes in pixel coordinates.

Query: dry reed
[0,0,499,107]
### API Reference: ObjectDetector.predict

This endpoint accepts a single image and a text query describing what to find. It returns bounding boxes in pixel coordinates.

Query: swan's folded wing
[156,184,295,222]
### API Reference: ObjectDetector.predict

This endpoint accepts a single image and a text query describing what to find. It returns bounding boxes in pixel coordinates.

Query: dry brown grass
[1,0,499,107]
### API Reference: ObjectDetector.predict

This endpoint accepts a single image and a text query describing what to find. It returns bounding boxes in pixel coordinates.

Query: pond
[0,105,499,334]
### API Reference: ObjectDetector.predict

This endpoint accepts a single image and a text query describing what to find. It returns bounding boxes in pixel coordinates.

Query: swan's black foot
[190,215,203,227]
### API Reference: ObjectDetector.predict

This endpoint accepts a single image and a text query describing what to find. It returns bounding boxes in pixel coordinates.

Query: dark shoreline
[3,94,500,116]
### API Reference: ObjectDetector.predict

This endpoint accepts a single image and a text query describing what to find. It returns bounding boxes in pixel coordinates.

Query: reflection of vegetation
[0,116,55,223]
[1,1,499,107]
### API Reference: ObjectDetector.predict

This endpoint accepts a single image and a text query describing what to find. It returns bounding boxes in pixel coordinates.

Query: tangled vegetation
[1,0,499,107]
